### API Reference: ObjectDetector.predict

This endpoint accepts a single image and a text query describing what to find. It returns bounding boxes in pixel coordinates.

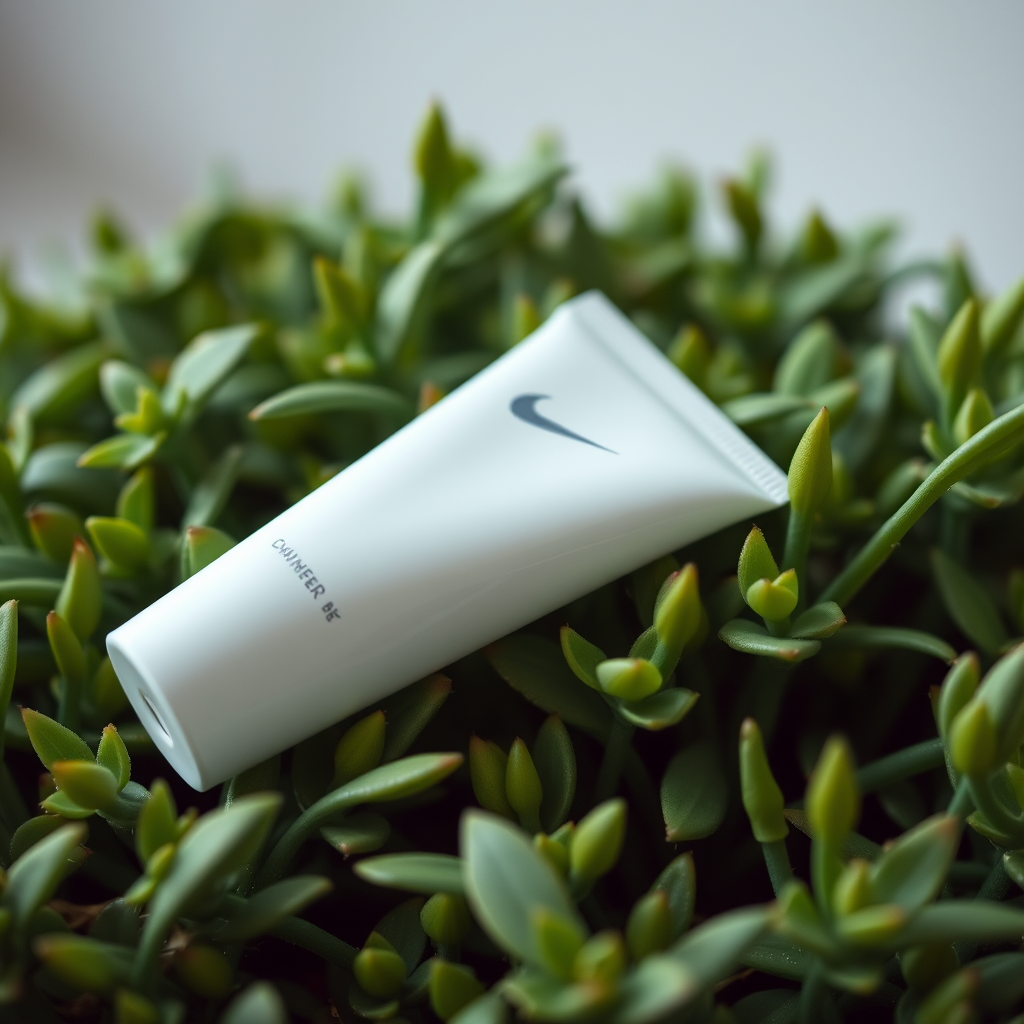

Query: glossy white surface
[106,293,786,790]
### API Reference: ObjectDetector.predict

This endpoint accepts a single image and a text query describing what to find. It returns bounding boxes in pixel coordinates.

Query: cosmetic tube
[107,291,788,789]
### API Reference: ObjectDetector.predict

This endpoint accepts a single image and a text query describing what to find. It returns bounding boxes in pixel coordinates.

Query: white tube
[107,292,788,790]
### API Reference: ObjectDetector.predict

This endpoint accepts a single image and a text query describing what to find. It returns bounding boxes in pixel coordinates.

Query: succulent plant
[1,101,1024,1022]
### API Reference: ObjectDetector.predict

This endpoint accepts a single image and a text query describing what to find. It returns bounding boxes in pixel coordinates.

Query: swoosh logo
[510,394,616,454]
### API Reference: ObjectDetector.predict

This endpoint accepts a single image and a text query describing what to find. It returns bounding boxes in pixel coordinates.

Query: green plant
[1,101,1024,1022]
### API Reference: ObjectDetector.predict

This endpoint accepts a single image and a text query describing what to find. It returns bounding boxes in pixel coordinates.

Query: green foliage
[1,101,1024,1022]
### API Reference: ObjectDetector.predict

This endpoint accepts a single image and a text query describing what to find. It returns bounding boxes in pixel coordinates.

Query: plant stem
[955,857,1012,962]
[594,717,635,803]
[821,400,1024,608]
[948,778,975,821]
[855,738,945,794]
[761,839,793,896]
[269,916,358,970]
[782,510,811,609]
[799,962,836,1024]
[56,674,81,732]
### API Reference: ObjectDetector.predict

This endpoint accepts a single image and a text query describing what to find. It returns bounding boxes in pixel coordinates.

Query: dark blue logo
[510,394,616,454]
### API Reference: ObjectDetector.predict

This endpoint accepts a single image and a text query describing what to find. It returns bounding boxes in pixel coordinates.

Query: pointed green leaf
[559,625,605,689]
[931,549,1008,655]
[2,822,87,926]
[355,852,465,895]
[11,342,108,421]
[790,602,846,639]
[163,323,258,415]
[183,444,243,529]
[487,634,613,741]
[321,812,391,857]
[869,814,959,911]
[9,814,66,863]
[617,687,699,730]
[380,673,452,762]
[95,725,131,790]
[533,715,576,833]
[669,907,768,987]
[661,741,728,842]
[77,431,165,471]
[719,619,821,662]
[22,708,93,770]
[461,810,583,965]
[249,380,413,422]
[100,360,158,416]
[216,876,332,943]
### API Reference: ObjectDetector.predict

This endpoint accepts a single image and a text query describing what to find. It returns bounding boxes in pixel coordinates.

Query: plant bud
[625,890,673,960]
[534,831,570,876]
[668,325,711,391]
[421,892,471,946]
[721,178,762,250]
[739,718,788,843]
[900,943,960,993]
[806,736,859,848]
[571,799,626,884]
[595,658,662,701]
[737,526,779,597]
[115,989,160,1024]
[175,944,233,998]
[832,858,872,915]
[745,569,798,622]
[56,538,102,642]
[949,700,997,777]
[937,298,981,411]
[952,388,994,446]
[469,736,514,819]
[972,643,1024,762]
[181,525,234,580]
[573,931,626,985]
[532,906,585,981]
[788,408,832,517]
[313,256,364,330]
[96,725,130,791]
[981,274,1024,353]
[799,210,839,264]
[415,103,455,205]
[333,710,386,786]
[114,386,164,435]
[429,959,484,1022]
[916,968,978,1024]
[27,504,83,563]
[46,611,85,687]
[937,653,980,741]
[653,563,701,652]
[33,934,122,994]
[136,778,179,863]
[116,467,155,533]
[50,759,118,812]
[86,517,150,572]
[506,737,543,832]
[353,946,407,999]
[834,904,908,946]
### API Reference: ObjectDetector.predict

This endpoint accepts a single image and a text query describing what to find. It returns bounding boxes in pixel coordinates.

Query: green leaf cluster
[1,102,1024,1022]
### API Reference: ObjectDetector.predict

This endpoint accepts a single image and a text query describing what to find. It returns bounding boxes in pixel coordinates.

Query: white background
[1,1,1022,292]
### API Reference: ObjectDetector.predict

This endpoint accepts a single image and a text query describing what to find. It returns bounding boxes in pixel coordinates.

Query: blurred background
[1,0,1022,292]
